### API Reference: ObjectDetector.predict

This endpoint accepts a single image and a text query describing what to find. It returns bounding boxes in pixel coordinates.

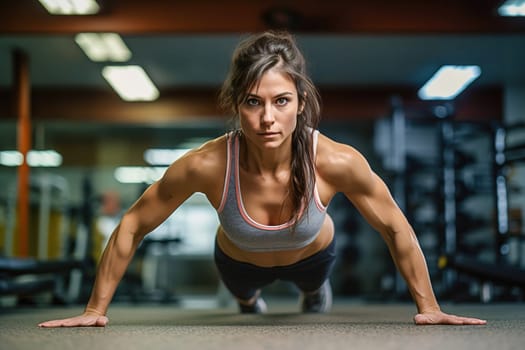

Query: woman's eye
[276,97,289,106]
[246,98,259,106]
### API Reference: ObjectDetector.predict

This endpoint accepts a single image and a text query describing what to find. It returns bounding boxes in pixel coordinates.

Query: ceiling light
[0,151,23,167]
[38,0,100,15]
[0,150,62,167]
[114,166,167,184]
[144,149,191,166]
[75,33,132,62]
[102,66,160,101]
[498,0,525,16]
[418,65,481,100]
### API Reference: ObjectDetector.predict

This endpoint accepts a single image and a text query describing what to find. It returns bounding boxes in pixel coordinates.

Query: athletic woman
[39,31,486,327]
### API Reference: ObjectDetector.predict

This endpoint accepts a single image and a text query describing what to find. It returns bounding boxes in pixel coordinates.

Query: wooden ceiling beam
[0,0,522,35]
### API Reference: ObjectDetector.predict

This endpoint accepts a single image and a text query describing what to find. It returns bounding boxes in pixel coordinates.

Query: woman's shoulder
[182,133,228,171]
[315,132,372,187]
[315,132,365,166]
[162,134,228,182]
[159,134,228,200]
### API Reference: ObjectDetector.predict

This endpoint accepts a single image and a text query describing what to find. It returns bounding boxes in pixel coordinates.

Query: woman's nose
[260,105,275,125]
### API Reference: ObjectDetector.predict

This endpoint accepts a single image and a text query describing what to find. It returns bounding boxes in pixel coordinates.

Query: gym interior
[1,1,525,349]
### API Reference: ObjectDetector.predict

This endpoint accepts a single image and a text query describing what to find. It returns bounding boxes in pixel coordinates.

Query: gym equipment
[438,121,525,301]
[0,174,90,305]
[492,122,525,265]
[0,257,85,298]
[375,97,525,301]
[440,254,525,302]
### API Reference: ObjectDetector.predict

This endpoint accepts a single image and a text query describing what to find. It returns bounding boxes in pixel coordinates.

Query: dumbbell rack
[438,120,525,301]
[376,99,525,301]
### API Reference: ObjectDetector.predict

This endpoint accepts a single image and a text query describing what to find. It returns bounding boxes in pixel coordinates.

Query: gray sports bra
[217,130,327,252]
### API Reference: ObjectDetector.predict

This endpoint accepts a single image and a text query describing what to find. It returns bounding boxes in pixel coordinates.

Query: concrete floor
[1,299,524,350]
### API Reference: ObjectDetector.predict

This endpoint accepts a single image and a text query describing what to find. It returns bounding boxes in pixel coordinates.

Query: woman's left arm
[351,171,485,325]
[319,138,486,325]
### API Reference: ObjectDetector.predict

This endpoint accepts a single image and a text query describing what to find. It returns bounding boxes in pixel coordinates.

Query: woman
[39,31,486,327]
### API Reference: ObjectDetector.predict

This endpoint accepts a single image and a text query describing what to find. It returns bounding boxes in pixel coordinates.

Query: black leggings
[214,237,336,301]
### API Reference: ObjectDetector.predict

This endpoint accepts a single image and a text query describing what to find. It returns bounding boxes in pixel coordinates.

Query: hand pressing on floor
[414,310,487,325]
[38,310,109,328]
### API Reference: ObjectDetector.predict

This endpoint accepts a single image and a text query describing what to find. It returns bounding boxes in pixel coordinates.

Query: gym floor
[1,299,524,350]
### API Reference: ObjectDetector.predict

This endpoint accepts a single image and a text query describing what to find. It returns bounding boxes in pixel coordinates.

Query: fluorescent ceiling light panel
[75,33,132,62]
[498,0,525,16]
[418,65,481,100]
[102,65,160,101]
[0,150,62,167]
[38,0,100,15]
[144,149,191,165]
[0,151,23,166]
[114,166,167,184]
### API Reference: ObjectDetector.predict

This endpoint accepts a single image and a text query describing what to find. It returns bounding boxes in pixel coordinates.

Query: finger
[38,316,109,328]
[61,317,89,327]
[38,319,69,328]
[455,316,487,325]
[62,316,108,327]
[440,314,487,325]
[444,315,471,325]
[414,313,463,325]
[414,313,487,325]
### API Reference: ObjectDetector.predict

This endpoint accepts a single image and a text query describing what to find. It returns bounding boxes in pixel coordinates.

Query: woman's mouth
[258,132,279,137]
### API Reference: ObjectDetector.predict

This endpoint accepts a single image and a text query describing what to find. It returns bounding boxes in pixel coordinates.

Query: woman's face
[238,67,301,150]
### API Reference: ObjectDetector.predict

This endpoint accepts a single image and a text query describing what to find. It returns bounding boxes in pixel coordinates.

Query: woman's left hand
[414,311,487,325]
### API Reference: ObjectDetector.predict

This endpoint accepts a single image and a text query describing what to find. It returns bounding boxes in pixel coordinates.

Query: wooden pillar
[14,49,31,257]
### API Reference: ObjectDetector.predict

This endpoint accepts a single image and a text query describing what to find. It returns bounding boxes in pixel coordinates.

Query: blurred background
[0,0,524,308]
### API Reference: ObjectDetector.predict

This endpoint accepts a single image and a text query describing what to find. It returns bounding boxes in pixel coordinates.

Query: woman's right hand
[38,311,109,328]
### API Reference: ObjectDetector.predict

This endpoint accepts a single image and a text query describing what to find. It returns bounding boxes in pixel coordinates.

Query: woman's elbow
[117,213,148,245]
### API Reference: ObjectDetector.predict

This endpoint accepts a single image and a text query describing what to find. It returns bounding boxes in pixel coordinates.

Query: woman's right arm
[38,142,220,327]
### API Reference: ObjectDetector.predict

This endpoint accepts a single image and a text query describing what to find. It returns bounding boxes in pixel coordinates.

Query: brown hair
[218,30,322,226]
